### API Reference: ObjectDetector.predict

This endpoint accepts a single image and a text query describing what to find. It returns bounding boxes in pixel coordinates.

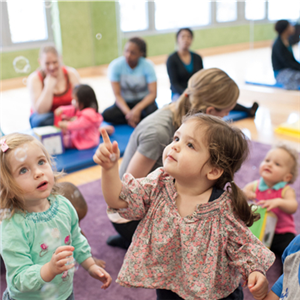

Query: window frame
[119,1,274,38]
[0,1,54,52]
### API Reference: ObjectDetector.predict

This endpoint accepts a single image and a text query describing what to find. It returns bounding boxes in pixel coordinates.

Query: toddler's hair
[73,84,99,112]
[0,133,61,217]
[274,143,299,183]
[183,113,259,226]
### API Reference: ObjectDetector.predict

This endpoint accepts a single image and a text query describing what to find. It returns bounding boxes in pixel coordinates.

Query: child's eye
[38,159,46,165]
[173,136,179,142]
[19,168,28,175]
[275,163,280,166]
[187,143,194,149]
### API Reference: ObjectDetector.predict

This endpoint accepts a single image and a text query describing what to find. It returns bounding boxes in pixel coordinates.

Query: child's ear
[283,173,293,183]
[207,167,223,181]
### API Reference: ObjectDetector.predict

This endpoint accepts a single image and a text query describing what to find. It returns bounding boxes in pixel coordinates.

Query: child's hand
[41,246,75,282]
[88,264,112,289]
[248,271,269,300]
[58,120,69,130]
[243,190,257,200]
[54,107,63,116]
[93,128,120,170]
[256,199,281,211]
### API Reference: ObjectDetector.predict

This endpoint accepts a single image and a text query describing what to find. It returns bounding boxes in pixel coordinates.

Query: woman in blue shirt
[103,37,158,128]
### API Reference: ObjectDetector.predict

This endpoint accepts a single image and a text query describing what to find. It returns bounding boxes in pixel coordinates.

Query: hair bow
[0,138,9,152]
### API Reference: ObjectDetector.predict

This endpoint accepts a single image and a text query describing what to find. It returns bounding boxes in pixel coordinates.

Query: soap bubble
[72,190,80,199]
[252,166,257,170]
[14,145,28,162]
[41,283,58,300]
[110,153,116,162]
[40,227,61,251]
[22,78,27,86]
[96,33,102,40]
[44,1,53,9]
[13,56,31,74]
[67,258,80,274]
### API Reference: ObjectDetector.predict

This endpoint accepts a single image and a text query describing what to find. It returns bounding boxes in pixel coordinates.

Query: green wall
[1,1,276,80]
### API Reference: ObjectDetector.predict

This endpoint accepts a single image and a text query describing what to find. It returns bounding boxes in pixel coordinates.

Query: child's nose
[34,168,44,178]
[172,143,180,151]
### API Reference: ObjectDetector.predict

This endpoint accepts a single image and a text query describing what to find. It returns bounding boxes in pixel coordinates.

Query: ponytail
[228,181,259,227]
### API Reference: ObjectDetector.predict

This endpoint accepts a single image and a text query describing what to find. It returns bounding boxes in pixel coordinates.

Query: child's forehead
[266,148,293,163]
[8,141,45,163]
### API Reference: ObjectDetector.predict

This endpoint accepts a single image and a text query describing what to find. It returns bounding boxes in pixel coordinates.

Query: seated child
[243,144,298,258]
[263,235,300,300]
[0,134,111,300]
[55,84,114,150]
[94,114,275,300]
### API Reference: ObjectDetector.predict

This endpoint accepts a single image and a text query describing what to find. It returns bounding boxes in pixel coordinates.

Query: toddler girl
[243,144,298,258]
[0,133,111,300]
[55,84,114,150]
[94,114,275,300]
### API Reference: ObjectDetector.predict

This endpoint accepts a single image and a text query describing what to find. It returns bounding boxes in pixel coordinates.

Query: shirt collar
[258,177,287,191]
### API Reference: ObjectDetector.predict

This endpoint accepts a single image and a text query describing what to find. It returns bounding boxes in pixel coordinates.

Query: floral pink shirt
[108,168,275,300]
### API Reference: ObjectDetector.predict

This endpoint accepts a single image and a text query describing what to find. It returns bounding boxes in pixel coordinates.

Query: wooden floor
[1,45,299,186]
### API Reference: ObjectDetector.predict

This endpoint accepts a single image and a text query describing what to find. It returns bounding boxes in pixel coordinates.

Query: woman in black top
[167,28,259,116]
[272,20,300,90]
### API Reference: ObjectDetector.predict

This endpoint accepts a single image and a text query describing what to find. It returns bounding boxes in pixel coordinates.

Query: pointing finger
[100,128,112,146]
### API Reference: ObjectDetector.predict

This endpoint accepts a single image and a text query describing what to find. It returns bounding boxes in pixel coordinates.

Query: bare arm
[27,72,56,113]
[263,290,279,300]
[66,66,81,87]
[93,129,128,209]
[111,81,131,115]
[133,81,157,112]
[243,181,257,200]
[126,151,156,178]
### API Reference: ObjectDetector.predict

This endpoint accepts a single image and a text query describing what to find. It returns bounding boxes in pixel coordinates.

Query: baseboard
[0,40,273,92]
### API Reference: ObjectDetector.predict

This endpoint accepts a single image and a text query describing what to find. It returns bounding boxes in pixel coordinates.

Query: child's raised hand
[58,120,69,130]
[49,246,75,275]
[248,271,269,300]
[54,107,63,116]
[244,190,257,200]
[88,264,112,289]
[93,128,120,170]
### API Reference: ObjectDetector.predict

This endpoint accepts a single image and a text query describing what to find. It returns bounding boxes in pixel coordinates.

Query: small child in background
[94,114,275,300]
[263,235,300,300]
[55,84,114,150]
[243,144,298,258]
[0,134,111,300]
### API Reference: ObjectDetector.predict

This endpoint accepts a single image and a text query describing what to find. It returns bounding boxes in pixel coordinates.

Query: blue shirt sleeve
[108,57,122,82]
[143,59,157,83]
[271,274,283,297]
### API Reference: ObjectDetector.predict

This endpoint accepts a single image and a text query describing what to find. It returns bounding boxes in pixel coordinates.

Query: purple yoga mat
[1,141,300,299]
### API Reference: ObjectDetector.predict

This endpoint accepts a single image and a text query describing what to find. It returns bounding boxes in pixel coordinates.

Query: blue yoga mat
[223,110,249,122]
[245,80,300,90]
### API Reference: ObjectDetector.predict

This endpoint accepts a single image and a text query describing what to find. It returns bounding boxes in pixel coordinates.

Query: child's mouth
[37,181,48,189]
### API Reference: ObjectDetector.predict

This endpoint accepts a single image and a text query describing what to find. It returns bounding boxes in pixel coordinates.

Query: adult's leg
[102,103,127,124]
[107,220,140,249]
[233,103,259,117]
[29,112,54,128]
[271,232,296,257]
[141,101,158,119]
[276,68,300,90]
[219,284,243,300]
[156,289,184,300]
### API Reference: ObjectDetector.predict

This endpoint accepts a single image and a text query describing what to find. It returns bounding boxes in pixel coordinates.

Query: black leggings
[271,232,296,257]
[156,283,243,300]
[102,99,158,125]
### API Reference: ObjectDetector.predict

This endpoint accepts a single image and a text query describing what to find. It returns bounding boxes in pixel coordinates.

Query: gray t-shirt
[119,108,176,178]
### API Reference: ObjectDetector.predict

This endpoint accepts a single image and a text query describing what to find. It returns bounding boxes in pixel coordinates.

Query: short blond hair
[0,133,62,217]
[274,143,299,183]
[39,44,59,58]
[168,68,239,129]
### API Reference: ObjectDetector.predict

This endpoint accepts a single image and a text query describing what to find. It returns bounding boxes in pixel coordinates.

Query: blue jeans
[30,112,54,128]
[276,68,300,90]
[2,289,74,300]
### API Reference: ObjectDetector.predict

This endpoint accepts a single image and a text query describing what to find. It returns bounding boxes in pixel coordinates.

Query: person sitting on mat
[167,27,259,115]
[28,44,81,128]
[243,144,298,259]
[105,68,254,250]
[102,37,158,128]
[94,114,275,300]
[263,235,300,300]
[55,84,114,150]
[272,19,300,90]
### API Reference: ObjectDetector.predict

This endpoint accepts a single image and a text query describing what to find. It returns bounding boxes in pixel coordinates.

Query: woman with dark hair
[167,28,259,116]
[272,19,300,90]
[102,37,158,127]
[167,28,203,101]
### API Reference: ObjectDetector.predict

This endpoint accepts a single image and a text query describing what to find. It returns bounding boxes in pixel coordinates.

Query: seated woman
[272,19,300,90]
[27,44,80,128]
[102,37,158,128]
[167,28,259,116]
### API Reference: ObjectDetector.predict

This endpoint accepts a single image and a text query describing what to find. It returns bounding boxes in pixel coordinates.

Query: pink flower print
[62,270,68,280]
[64,235,70,245]
[39,243,48,257]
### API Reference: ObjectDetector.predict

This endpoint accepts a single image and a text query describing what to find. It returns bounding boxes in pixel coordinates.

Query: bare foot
[93,257,106,269]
